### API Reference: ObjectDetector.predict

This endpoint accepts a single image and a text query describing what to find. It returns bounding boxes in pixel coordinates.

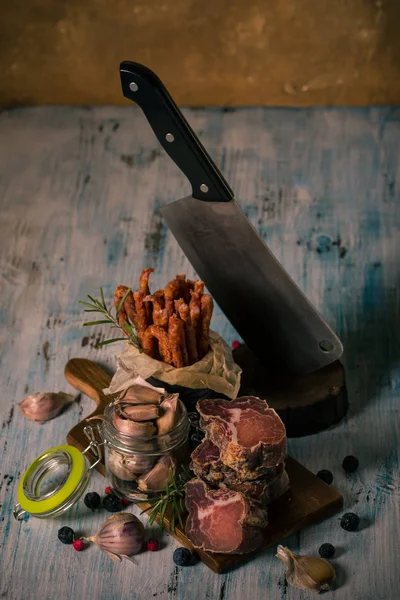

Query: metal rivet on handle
[319,339,334,352]
[165,133,174,142]
[200,184,209,193]
[129,82,138,92]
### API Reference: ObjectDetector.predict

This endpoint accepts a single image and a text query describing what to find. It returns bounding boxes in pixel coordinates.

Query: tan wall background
[1,0,400,107]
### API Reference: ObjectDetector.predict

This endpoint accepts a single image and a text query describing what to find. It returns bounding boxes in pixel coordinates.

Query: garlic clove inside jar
[108,449,157,481]
[156,394,181,434]
[137,455,177,492]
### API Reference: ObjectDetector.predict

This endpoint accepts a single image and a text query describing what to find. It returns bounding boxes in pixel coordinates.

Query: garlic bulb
[18,392,74,423]
[83,513,145,562]
[108,449,156,480]
[276,545,336,593]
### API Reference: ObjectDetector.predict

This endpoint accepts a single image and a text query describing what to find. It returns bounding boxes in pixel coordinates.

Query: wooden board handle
[65,358,112,407]
[65,359,114,464]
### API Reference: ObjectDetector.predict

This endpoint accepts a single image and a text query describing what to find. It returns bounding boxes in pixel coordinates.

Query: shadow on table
[339,267,399,416]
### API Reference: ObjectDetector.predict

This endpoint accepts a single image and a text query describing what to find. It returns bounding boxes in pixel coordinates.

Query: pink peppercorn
[146,539,159,552]
[104,486,112,495]
[232,340,241,350]
[73,539,85,552]
[121,498,131,506]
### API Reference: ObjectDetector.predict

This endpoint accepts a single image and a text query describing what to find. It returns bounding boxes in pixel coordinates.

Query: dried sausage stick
[143,325,172,363]
[178,302,199,364]
[168,315,188,368]
[198,294,214,358]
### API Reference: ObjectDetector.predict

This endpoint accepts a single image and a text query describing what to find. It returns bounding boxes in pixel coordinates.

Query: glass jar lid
[14,428,104,520]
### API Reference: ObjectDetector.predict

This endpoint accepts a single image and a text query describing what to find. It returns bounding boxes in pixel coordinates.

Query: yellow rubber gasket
[17,445,86,515]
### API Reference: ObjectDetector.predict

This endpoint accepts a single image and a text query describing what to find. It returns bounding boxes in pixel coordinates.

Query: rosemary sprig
[79,287,141,348]
[133,467,192,533]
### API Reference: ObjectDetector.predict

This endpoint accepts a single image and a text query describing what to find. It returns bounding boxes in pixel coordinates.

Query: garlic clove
[276,545,336,593]
[18,392,74,423]
[118,403,159,422]
[112,410,157,436]
[156,394,181,435]
[108,449,156,480]
[118,382,163,405]
[137,454,176,492]
[83,513,145,561]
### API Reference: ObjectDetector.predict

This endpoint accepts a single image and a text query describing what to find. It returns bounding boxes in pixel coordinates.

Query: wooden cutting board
[65,358,343,574]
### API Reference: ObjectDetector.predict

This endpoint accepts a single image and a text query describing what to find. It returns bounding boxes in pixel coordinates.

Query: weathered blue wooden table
[0,106,399,600]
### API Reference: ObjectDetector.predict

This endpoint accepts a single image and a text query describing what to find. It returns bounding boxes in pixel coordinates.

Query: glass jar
[101,400,190,500]
[13,402,191,520]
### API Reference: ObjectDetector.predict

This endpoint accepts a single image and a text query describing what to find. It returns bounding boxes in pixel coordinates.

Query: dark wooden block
[233,345,348,437]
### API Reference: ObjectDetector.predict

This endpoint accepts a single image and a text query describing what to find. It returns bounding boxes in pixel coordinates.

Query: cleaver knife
[120,62,343,375]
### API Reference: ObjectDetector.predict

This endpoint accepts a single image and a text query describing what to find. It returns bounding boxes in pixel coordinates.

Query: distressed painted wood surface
[0,106,399,600]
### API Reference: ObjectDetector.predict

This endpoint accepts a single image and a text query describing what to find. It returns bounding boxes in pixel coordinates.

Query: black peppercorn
[57,526,75,544]
[84,491,101,511]
[103,493,122,513]
[342,455,359,473]
[341,512,360,531]
[318,543,335,558]
[317,469,333,485]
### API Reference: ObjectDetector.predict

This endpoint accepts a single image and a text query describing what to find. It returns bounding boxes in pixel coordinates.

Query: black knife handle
[120,61,233,202]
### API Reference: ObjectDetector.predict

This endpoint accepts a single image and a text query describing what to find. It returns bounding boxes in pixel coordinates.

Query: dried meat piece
[191,440,283,501]
[198,294,213,357]
[177,302,199,364]
[134,291,149,334]
[165,279,181,317]
[190,439,225,483]
[198,397,287,476]
[144,294,168,328]
[140,268,154,296]
[113,286,130,334]
[140,268,155,324]
[143,325,172,363]
[114,285,141,334]
[189,288,202,336]
[168,315,188,368]
[185,479,268,554]
[176,273,190,303]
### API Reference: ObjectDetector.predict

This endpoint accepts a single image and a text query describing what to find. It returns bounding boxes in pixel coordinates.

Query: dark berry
[73,539,85,551]
[57,526,75,545]
[103,493,122,513]
[84,491,101,511]
[173,547,193,567]
[342,455,359,473]
[341,512,360,531]
[317,470,333,485]
[319,543,335,558]
[105,486,112,495]
[146,539,159,552]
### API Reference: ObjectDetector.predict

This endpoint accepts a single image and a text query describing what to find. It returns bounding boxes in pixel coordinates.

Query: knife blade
[120,61,343,375]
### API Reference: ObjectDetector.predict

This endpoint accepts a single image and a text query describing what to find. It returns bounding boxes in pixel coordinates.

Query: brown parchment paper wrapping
[103,331,242,400]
